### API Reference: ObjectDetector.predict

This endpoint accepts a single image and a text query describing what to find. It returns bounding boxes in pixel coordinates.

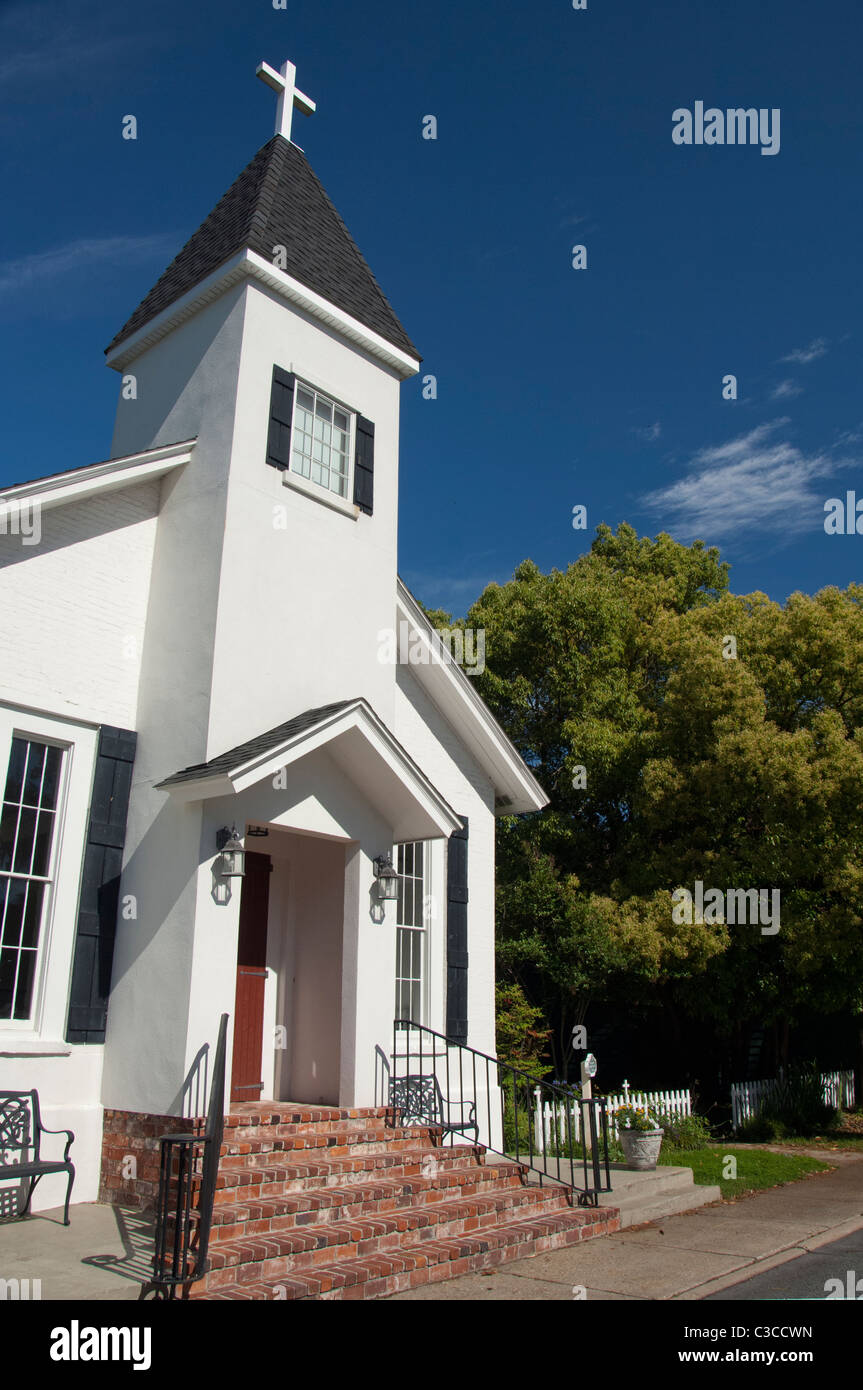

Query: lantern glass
[378,872,399,901]
[374,854,399,901]
[218,827,246,878]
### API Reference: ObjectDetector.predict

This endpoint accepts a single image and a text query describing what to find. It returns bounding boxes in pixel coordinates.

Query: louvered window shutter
[353,415,375,515]
[445,817,469,1045]
[266,366,296,470]
[66,727,137,1043]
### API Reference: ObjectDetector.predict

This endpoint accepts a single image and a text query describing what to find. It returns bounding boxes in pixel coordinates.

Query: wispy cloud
[780,337,828,365]
[633,421,662,442]
[640,420,846,542]
[0,235,175,299]
[835,424,863,448]
[0,3,153,89]
[770,379,802,400]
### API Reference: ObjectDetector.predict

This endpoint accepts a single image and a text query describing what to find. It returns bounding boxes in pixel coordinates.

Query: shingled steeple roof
[105,135,419,359]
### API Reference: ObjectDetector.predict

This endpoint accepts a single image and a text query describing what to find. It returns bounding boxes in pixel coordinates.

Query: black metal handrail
[143,1013,228,1300]
[390,1021,612,1206]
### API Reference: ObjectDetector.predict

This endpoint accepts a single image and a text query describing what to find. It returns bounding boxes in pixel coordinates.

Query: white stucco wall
[206,283,403,756]
[274,835,344,1105]
[0,481,160,730]
[102,291,248,1116]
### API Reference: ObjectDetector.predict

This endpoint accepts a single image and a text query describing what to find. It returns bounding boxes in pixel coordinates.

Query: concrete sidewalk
[388,1149,863,1301]
[0,1202,153,1301]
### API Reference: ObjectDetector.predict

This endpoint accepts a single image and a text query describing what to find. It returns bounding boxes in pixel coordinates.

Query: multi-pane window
[394,841,426,1027]
[0,738,64,1022]
[291,383,352,500]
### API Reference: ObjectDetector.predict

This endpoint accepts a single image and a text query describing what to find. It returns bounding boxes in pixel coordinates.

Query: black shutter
[266,366,296,470]
[66,727,137,1044]
[354,415,375,515]
[445,816,469,1045]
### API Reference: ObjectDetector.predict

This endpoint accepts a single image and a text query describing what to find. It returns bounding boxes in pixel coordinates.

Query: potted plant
[615,1103,664,1170]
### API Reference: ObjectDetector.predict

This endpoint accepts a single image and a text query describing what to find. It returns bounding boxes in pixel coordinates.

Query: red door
[230,851,271,1103]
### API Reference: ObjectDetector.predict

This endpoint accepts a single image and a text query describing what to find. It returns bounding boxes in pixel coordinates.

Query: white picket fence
[533,1079,691,1152]
[731,1069,856,1131]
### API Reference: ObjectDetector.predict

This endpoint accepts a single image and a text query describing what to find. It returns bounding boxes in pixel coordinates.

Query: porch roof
[155,697,463,841]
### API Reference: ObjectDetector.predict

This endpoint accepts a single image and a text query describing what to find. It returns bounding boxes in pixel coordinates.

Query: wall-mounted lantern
[217,825,246,878]
[373,853,399,902]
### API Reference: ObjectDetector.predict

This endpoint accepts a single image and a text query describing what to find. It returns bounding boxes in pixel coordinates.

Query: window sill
[0,1039,73,1057]
[282,468,359,520]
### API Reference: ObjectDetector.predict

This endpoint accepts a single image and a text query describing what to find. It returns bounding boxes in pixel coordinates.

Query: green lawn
[658,1146,832,1199]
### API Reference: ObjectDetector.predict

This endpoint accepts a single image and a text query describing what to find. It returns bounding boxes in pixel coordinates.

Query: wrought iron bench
[389,1073,479,1144]
[0,1090,75,1225]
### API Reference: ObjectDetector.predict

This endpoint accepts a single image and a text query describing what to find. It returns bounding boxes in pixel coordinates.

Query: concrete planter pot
[619,1127,664,1170]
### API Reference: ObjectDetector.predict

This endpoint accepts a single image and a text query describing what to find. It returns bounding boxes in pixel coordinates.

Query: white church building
[0,59,546,1212]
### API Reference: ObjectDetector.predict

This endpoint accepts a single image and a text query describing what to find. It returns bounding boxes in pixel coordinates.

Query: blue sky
[1,0,861,614]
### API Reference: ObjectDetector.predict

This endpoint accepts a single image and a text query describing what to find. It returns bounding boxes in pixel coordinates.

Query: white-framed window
[291,382,353,501]
[394,841,427,1027]
[0,708,96,1039]
[0,738,66,1023]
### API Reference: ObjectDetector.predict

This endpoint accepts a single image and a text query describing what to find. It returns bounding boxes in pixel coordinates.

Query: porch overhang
[155,698,463,841]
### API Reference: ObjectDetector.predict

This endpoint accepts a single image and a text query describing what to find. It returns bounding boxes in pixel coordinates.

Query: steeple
[106,59,418,366]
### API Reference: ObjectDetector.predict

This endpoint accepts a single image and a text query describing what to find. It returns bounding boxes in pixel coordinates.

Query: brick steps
[190,1102,618,1300]
[203,1184,575,1287]
[210,1163,530,1242]
[225,1105,389,1131]
[220,1127,438,1162]
[213,1145,484,1202]
[201,1205,618,1300]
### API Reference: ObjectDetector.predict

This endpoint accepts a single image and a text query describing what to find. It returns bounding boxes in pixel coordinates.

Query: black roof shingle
[157,700,355,788]
[106,137,419,359]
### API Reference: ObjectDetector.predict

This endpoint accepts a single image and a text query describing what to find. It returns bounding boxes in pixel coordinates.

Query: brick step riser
[226,1107,389,1130]
[212,1153,492,1203]
[199,1192,581,1290]
[195,1212,619,1300]
[220,1134,441,1164]
[206,1183,569,1263]
[208,1173,531,1243]
[223,1118,422,1142]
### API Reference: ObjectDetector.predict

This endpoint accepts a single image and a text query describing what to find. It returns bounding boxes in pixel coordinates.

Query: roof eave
[395,581,549,816]
[1,440,196,513]
[105,249,421,380]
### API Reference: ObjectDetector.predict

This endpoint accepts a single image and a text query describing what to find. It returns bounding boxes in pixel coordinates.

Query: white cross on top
[256,58,316,143]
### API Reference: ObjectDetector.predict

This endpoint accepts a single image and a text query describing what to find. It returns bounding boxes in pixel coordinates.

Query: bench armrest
[441,1098,477,1122]
[39,1126,74,1162]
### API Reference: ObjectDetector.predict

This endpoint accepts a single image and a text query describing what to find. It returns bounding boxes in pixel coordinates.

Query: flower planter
[619,1127,664,1171]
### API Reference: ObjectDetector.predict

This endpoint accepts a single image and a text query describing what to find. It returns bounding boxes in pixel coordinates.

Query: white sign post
[580,1052,598,1154]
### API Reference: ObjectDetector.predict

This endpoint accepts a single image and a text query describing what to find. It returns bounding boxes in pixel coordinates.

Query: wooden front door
[230,850,271,1103]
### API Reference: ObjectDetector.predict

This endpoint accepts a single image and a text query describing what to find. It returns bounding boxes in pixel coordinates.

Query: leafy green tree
[494,982,550,1079]
[450,526,863,1077]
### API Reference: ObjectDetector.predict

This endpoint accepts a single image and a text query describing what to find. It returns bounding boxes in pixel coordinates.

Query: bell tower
[104,58,421,759]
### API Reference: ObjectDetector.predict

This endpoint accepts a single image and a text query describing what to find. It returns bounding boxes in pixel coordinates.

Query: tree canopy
[445,524,863,1076]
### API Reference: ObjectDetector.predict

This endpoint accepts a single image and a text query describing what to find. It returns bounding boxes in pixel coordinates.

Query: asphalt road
[706,1227,863,1300]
